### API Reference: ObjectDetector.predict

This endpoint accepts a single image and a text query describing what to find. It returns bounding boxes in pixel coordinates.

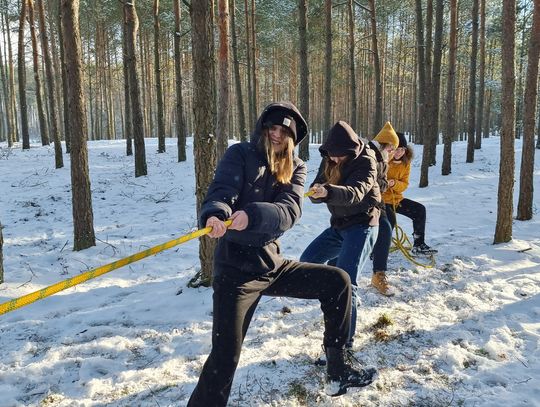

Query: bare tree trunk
[244,0,253,131]
[323,0,332,138]
[298,0,309,160]
[494,0,515,244]
[4,11,19,145]
[174,0,187,161]
[420,0,443,187]
[57,0,70,153]
[217,0,230,159]
[368,0,382,134]
[475,0,486,149]
[230,0,247,142]
[61,0,95,251]
[0,26,13,147]
[190,0,217,285]
[346,0,357,130]
[28,0,49,146]
[125,0,147,177]
[18,0,30,150]
[122,1,132,156]
[517,0,540,220]
[442,0,458,176]
[414,0,426,145]
[154,0,166,153]
[466,0,479,162]
[37,0,63,168]
[250,0,257,121]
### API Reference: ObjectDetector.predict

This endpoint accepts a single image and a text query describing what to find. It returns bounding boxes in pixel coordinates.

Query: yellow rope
[388,189,435,268]
[0,220,233,316]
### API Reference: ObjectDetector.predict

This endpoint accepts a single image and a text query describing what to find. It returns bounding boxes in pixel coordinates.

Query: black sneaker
[324,347,377,396]
[412,242,438,255]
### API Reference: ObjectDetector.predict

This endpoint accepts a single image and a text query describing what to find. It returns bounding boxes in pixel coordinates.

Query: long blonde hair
[323,157,346,185]
[260,130,295,184]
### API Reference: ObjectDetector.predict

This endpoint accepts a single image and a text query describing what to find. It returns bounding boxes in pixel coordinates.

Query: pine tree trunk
[298,0,309,160]
[466,0,479,162]
[125,0,147,177]
[122,2,132,156]
[28,0,49,146]
[414,0,426,145]
[4,12,19,145]
[475,0,486,149]
[18,0,30,150]
[244,0,253,132]
[230,0,247,142]
[154,0,166,153]
[37,0,63,168]
[494,0,515,244]
[217,0,230,159]
[57,0,70,153]
[442,0,457,176]
[250,0,257,121]
[174,0,187,161]
[61,0,95,251]
[346,0,357,131]
[323,0,332,139]
[368,0,382,135]
[0,26,13,147]
[516,0,540,221]
[190,0,217,285]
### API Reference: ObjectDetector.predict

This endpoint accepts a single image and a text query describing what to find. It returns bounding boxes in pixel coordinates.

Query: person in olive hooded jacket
[187,104,376,407]
[300,120,381,348]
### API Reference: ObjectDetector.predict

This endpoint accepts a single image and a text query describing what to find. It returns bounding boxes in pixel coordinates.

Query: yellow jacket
[382,159,410,206]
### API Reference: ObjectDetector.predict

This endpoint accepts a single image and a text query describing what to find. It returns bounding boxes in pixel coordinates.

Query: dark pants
[371,211,393,272]
[187,260,352,407]
[386,198,427,244]
[299,223,378,347]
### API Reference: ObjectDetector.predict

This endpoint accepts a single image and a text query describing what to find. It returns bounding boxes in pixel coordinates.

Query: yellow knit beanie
[373,122,399,148]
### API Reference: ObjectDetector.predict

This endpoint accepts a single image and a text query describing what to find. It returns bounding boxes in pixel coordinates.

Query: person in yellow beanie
[383,132,438,255]
[367,121,398,296]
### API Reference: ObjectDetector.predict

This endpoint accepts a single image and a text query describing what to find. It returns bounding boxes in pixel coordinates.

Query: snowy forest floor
[0,137,539,407]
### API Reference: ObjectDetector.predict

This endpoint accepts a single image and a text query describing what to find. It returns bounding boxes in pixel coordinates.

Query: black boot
[325,347,377,396]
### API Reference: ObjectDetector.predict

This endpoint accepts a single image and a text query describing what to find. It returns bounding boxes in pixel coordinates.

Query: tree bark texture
[37,0,63,168]
[125,0,147,177]
[466,0,479,163]
[190,0,217,285]
[298,0,309,160]
[494,0,515,244]
[154,0,166,153]
[217,0,230,160]
[61,0,96,251]
[18,0,30,150]
[28,0,49,146]
[174,0,187,161]
[517,0,540,221]
[442,0,458,176]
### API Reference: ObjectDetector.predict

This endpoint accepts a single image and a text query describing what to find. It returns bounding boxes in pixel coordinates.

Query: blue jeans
[300,223,378,346]
[371,212,393,272]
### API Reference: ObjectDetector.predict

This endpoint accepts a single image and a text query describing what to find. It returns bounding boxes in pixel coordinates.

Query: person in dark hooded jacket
[187,103,376,407]
[300,120,380,348]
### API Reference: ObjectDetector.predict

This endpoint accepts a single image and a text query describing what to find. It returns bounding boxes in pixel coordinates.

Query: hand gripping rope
[0,220,233,316]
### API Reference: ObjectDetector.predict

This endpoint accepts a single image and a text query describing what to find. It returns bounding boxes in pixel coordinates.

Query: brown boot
[371,271,395,297]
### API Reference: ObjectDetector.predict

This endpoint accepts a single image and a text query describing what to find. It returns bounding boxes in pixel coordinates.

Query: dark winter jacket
[199,102,308,276]
[367,140,389,214]
[310,121,380,230]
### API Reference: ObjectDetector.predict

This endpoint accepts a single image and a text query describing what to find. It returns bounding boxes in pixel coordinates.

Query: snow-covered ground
[0,136,539,407]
